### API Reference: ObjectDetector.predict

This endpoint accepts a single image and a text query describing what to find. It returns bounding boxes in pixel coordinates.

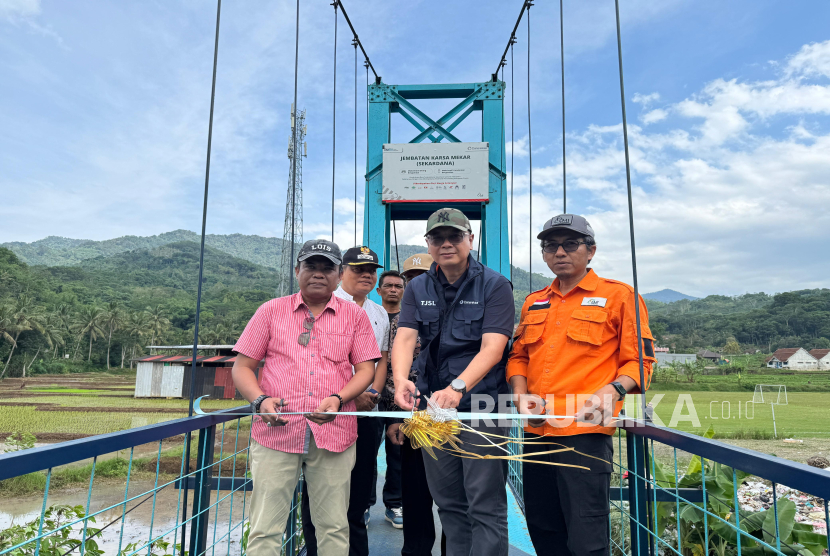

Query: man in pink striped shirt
[232,239,381,556]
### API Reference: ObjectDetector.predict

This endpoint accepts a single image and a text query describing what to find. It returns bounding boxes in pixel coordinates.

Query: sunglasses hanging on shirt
[298,315,315,346]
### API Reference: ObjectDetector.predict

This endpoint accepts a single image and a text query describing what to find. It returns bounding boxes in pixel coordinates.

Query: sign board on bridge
[381,142,489,203]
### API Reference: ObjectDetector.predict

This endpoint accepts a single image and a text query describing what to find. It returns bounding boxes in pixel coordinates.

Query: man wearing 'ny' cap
[232,239,381,556]
[401,252,434,281]
[507,215,656,556]
[392,208,515,556]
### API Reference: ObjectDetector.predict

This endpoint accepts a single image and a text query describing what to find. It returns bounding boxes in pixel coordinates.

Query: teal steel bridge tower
[363,79,509,278]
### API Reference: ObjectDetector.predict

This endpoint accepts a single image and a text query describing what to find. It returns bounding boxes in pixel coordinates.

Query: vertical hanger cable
[331,2,338,240]
[527,4,533,291]
[560,0,566,213]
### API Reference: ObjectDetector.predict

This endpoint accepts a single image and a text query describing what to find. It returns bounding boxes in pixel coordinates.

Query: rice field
[0,373,244,438]
[639,390,830,438]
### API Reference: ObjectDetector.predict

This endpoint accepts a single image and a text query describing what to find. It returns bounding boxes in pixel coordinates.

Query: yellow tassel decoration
[400,410,462,460]
[399,410,607,471]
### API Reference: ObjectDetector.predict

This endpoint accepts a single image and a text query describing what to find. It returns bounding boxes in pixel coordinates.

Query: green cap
[425,208,472,235]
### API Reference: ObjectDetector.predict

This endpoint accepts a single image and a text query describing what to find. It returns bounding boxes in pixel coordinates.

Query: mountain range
[642,289,699,303]
[3,231,694,300]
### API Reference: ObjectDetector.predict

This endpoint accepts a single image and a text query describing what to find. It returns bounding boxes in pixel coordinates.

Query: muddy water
[0,480,252,555]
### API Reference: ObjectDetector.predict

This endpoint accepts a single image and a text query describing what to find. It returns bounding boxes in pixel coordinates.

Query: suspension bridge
[1,1,829,556]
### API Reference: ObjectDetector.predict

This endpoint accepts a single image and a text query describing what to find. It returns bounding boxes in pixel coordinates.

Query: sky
[1,0,829,297]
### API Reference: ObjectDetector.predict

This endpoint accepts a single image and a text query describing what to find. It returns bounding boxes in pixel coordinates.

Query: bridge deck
[368,444,535,556]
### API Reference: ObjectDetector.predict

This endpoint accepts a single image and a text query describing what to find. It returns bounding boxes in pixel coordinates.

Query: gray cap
[537,214,595,240]
[297,239,342,265]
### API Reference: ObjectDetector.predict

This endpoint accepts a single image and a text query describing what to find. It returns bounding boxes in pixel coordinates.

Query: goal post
[752,384,788,406]
[752,384,787,438]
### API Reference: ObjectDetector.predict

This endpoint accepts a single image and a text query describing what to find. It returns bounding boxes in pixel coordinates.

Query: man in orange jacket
[507,214,656,556]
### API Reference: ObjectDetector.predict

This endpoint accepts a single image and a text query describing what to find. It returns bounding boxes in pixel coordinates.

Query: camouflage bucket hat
[425,208,472,235]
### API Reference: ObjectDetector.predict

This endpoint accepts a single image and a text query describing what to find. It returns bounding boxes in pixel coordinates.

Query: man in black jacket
[391,208,515,556]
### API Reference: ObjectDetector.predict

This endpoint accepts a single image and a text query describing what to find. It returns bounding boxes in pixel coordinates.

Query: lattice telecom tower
[279,104,307,296]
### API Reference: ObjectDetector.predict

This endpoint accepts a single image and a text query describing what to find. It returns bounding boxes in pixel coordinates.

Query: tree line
[0,245,266,378]
[2,240,829,378]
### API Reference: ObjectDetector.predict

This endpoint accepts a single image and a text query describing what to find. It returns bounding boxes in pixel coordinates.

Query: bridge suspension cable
[527,2,533,291]
[354,38,359,246]
[331,1,338,240]
[183,0,222,548]
[614,0,648,421]
[510,38,515,274]
[494,0,531,78]
[336,0,380,82]
[559,0,566,213]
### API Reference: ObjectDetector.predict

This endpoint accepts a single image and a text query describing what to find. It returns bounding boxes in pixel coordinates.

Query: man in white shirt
[302,245,389,556]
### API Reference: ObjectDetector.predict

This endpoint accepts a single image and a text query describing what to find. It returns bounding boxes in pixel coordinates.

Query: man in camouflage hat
[391,207,515,556]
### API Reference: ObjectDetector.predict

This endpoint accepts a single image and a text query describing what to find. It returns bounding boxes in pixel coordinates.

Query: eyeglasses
[426,231,468,246]
[542,240,589,254]
[298,316,314,346]
[347,265,377,275]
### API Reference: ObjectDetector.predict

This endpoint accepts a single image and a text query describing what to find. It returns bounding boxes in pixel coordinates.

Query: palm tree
[1,294,47,380]
[76,306,105,362]
[53,304,74,358]
[146,305,170,348]
[124,311,151,368]
[43,313,66,360]
[102,301,125,369]
[0,305,15,349]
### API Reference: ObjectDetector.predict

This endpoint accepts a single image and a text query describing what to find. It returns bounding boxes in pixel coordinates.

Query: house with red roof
[809,349,830,370]
[765,348,819,370]
[133,345,261,399]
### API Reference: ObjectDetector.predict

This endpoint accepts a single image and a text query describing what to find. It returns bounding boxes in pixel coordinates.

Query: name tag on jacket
[581,297,607,307]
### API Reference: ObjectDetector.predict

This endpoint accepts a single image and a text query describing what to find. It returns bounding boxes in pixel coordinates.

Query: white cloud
[641,108,668,124]
[673,42,830,145]
[506,136,529,158]
[0,0,39,19]
[509,41,830,296]
[633,92,660,106]
[785,40,830,79]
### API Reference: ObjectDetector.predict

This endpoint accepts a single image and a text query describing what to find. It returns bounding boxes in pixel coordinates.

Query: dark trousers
[369,404,403,510]
[302,417,380,556]
[522,432,614,556]
[401,439,448,556]
[422,422,508,556]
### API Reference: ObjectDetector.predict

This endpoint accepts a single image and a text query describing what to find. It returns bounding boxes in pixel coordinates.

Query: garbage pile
[737,480,828,535]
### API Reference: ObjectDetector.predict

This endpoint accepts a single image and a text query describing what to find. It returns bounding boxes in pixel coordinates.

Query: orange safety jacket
[506,269,657,436]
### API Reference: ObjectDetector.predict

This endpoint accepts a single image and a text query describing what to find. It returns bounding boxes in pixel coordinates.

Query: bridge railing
[507,417,830,556]
[0,406,304,556]
[5,408,829,556]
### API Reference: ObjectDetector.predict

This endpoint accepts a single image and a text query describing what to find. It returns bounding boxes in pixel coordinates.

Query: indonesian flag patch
[529,298,551,311]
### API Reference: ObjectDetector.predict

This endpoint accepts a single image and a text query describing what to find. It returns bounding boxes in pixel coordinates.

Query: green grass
[0,457,134,496]
[634,391,829,437]
[1,394,243,409]
[650,369,830,392]
[26,388,110,394]
[0,397,237,435]
[0,406,183,435]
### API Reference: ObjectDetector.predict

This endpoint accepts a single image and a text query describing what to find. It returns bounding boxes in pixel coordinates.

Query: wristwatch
[251,394,270,414]
[610,381,627,400]
[450,379,467,396]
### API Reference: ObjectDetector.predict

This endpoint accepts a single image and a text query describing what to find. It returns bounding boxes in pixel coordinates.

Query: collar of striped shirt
[292,290,341,314]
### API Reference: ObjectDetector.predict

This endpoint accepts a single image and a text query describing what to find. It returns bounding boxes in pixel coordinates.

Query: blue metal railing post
[189,424,216,556]
[626,431,651,556]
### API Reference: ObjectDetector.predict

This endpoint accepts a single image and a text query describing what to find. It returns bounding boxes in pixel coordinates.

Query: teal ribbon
[193,395,574,422]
